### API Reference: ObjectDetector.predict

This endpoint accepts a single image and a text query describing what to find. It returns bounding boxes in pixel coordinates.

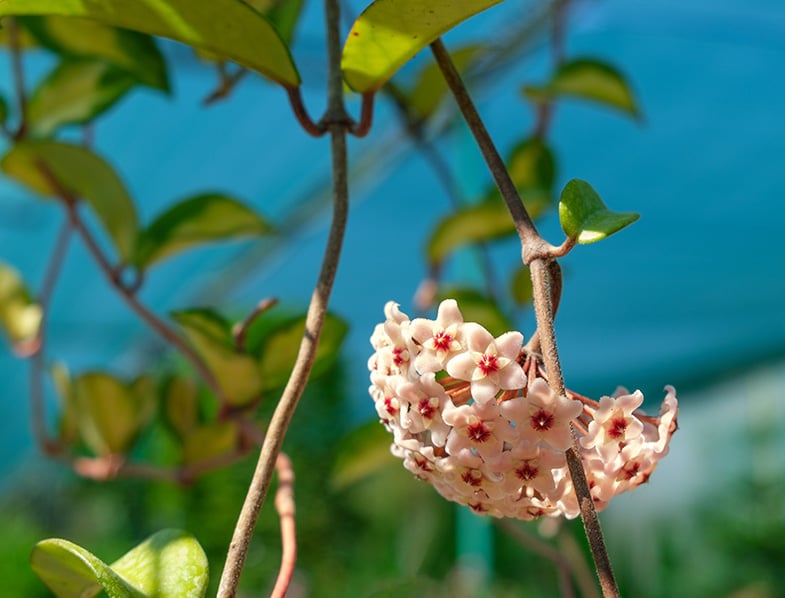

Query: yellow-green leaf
[181,422,238,465]
[342,0,504,92]
[558,179,639,244]
[0,261,42,351]
[331,419,397,490]
[134,193,273,270]
[74,372,140,456]
[1,141,138,263]
[163,376,199,439]
[0,0,300,87]
[27,58,137,137]
[509,266,533,306]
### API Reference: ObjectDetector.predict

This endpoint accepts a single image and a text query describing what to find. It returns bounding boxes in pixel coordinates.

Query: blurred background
[1,0,784,595]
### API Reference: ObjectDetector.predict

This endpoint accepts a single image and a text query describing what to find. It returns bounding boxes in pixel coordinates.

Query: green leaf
[331,419,397,490]
[558,179,639,244]
[341,0,504,92]
[510,266,533,306]
[27,58,137,137]
[0,1,300,88]
[74,372,141,455]
[110,529,209,597]
[437,287,512,337]
[30,530,208,598]
[0,93,8,124]
[172,309,263,407]
[523,58,640,118]
[506,137,556,191]
[244,0,305,44]
[51,363,80,446]
[257,313,349,392]
[134,193,273,270]
[0,261,42,352]
[181,422,238,465]
[30,538,142,598]
[163,376,199,439]
[427,198,513,267]
[1,140,138,263]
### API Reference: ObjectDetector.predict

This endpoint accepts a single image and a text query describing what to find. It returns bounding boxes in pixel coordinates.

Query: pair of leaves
[0,141,272,268]
[31,529,208,598]
[0,0,300,87]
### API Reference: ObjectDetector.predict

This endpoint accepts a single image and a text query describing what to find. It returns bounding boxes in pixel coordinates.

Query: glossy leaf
[437,287,512,337]
[257,313,349,392]
[558,179,639,244]
[172,309,263,407]
[1,141,138,263]
[181,422,237,465]
[110,529,209,597]
[31,529,208,598]
[523,58,640,118]
[342,0,504,92]
[134,193,273,270]
[331,419,397,490]
[74,372,140,455]
[0,1,300,87]
[163,376,199,439]
[20,15,168,90]
[245,0,305,44]
[0,261,42,351]
[510,266,533,306]
[27,58,137,137]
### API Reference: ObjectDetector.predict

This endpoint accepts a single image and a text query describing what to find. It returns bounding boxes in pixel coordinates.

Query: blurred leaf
[181,422,237,465]
[110,529,208,597]
[257,313,349,392]
[31,529,208,598]
[523,58,640,118]
[558,179,639,244]
[74,372,140,456]
[331,419,397,490]
[51,363,80,446]
[1,141,138,263]
[30,538,139,598]
[507,137,555,191]
[510,266,533,306]
[20,15,168,91]
[245,0,305,44]
[407,44,482,122]
[163,376,199,439]
[134,193,273,270]
[1,1,300,87]
[437,287,512,336]
[0,261,42,351]
[27,58,137,137]
[427,197,513,267]
[342,0,503,92]
[172,309,262,407]
[0,93,8,124]
[130,374,157,431]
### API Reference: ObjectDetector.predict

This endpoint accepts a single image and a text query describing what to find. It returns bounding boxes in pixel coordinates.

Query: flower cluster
[368,300,678,520]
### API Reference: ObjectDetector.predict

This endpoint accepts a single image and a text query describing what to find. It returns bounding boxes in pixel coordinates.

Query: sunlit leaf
[134,193,273,270]
[245,0,305,44]
[172,309,263,407]
[0,1,300,87]
[558,179,639,244]
[1,141,138,263]
[74,372,140,456]
[331,419,397,490]
[110,529,209,597]
[257,313,349,392]
[437,287,512,337]
[523,58,640,118]
[342,0,504,92]
[181,422,237,465]
[510,266,533,306]
[27,58,136,137]
[19,15,168,91]
[163,376,199,439]
[0,261,42,352]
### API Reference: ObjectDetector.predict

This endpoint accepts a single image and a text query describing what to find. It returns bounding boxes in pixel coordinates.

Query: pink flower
[581,390,645,460]
[410,299,464,373]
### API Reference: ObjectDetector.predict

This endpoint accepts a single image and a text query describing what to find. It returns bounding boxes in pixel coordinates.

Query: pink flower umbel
[368,299,679,521]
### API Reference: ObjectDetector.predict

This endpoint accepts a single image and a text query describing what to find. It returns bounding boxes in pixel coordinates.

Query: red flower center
[530,408,554,431]
[418,399,436,419]
[478,353,499,375]
[467,421,491,443]
[608,417,628,439]
[515,462,539,481]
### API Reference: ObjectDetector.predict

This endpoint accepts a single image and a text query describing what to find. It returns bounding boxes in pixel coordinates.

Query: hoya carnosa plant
[368,299,678,519]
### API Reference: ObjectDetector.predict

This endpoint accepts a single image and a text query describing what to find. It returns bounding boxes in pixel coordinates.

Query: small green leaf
[27,58,137,137]
[506,137,556,191]
[0,261,42,352]
[257,313,349,392]
[558,179,639,244]
[331,419,397,490]
[74,372,140,456]
[30,538,141,598]
[51,362,80,446]
[1,141,138,263]
[20,15,167,91]
[523,58,640,118]
[341,0,504,92]
[437,287,512,337]
[163,376,199,439]
[110,529,209,597]
[181,422,238,465]
[172,309,263,407]
[0,1,300,88]
[510,266,533,306]
[134,193,273,270]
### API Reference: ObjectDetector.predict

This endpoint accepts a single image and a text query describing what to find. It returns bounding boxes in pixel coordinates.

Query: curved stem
[217,1,350,595]
[270,453,297,598]
[287,86,327,137]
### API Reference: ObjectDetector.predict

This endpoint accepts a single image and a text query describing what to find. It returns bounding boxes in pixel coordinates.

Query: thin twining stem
[270,453,297,598]
[430,38,618,597]
[34,162,227,405]
[217,1,351,595]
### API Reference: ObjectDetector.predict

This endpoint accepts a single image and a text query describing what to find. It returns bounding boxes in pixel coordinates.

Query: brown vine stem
[270,453,297,598]
[430,38,619,597]
[217,0,351,594]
